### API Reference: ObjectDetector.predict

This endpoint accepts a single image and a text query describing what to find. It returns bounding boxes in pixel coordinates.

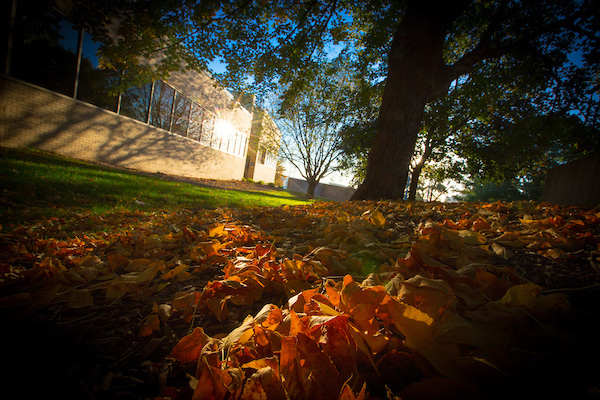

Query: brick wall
[0,76,246,180]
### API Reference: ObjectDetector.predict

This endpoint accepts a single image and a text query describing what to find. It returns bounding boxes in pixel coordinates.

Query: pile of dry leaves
[1,200,599,399]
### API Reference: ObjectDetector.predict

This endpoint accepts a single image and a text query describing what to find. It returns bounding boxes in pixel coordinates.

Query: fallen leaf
[169,327,211,363]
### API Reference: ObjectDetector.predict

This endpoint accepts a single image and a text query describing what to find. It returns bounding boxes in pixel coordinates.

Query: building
[0,0,280,183]
[245,108,280,183]
[541,153,600,208]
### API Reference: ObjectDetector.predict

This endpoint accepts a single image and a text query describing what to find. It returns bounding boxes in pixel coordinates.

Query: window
[172,92,191,137]
[188,103,204,141]
[2,3,253,159]
[200,114,215,147]
[119,82,153,123]
[149,81,175,131]
[76,31,119,111]
[211,121,222,150]
[10,5,78,97]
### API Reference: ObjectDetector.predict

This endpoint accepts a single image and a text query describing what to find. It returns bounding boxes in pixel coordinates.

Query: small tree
[277,61,351,198]
[274,158,286,188]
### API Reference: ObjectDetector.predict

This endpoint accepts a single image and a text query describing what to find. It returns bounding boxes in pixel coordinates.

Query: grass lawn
[0,147,312,225]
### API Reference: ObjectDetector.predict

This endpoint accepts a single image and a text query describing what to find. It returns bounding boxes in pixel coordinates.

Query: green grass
[0,147,312,225]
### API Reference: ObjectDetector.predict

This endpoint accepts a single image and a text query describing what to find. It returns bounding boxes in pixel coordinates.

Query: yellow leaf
[385,299,435,349]
[369,210,386,229]
[136,261,165,283]
[458,230,487,245]
[161,264,189,280]
[496,283,541,309]
[313,300,340,316]
[209,224,226,238]
[401,302,434,325]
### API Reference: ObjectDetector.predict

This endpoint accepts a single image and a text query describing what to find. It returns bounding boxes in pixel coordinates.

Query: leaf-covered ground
[1,199,600,399]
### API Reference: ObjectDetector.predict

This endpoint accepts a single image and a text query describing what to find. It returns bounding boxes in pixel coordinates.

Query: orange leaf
[169,327,210,363]
[139,314,160,337]
[340,275,386,321]
[338,382,367,400]
[471,217,491,231]
[192,358,230,400]
[261,305,283,330]
[243,366,286,400]
[289,309,311,337]
[161,264,189,280]
[280,336,306,400]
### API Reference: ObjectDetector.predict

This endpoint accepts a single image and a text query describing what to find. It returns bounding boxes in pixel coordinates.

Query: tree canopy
[67,0,600,200]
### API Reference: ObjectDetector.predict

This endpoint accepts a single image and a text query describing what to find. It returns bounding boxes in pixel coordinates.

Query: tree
[452,51,600,200]
[276,60,351,198]
[350,0,600,200]
[406,92,467,201]
[65,0,599,199]
[406,34,600,202]
[274,158,286,187]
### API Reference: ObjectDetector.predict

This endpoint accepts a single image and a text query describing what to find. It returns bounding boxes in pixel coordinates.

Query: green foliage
[57,0,600,200]
[416,49,600,201]
[459,178,544,202]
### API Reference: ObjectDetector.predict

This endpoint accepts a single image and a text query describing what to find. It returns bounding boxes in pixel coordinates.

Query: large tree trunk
[351,0,468,200]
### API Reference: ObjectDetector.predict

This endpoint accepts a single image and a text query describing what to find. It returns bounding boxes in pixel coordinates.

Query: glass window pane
[211,121,222,150]
[172,92,191,137]
[240,134,247,157]
[201,114,215,147]
[188,103,204,141]
[149,81,175,131]
[233,132,240,156]
[76,31,118,111]
[225,130,233,153]
[119,82,152,123]
[0,1,10,71]
[240,135,246,156]
[10,5,77,96]
[236,134,243,156]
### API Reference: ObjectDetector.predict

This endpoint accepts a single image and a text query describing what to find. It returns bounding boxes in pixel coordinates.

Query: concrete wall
[0,76,246,180]
[541,152,600,208]
[249,163,277,183]
[286,177,356,201]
